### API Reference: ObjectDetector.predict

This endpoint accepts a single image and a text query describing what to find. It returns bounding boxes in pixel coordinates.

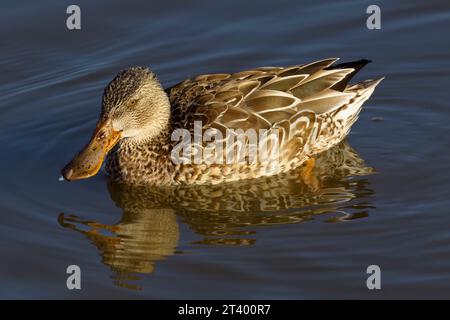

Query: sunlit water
[0,0,449,298]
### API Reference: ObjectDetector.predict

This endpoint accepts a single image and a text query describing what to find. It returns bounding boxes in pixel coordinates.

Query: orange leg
[300,158,319,191]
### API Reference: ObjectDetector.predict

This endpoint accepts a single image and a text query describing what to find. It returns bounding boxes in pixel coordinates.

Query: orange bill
[61,120,122,181]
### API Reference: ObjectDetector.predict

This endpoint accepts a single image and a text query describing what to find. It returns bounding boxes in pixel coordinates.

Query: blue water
[0,0,449,298]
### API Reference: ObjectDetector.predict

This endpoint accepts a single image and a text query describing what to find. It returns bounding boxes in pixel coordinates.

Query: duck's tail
[338,77,384,135]
[326,59,372,91]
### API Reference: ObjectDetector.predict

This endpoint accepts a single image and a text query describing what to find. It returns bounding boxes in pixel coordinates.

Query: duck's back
[162,58,383,184]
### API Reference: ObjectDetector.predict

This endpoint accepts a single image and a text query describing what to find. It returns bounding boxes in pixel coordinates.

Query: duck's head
[61,67,170,181]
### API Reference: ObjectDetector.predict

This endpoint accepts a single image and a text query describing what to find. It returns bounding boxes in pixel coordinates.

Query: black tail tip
[359,59,372,65]
[326,59,373,91]
[327,59,372,70]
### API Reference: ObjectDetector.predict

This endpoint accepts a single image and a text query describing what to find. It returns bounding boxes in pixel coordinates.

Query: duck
[61,58,383,185]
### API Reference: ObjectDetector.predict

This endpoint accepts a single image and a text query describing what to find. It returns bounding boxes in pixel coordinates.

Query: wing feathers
[167,58,379,164]
[291,68,354,99]
[300,90,356,114]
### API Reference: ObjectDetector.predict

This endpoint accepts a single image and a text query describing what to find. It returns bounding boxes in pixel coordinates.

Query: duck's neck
[106,120,175,184]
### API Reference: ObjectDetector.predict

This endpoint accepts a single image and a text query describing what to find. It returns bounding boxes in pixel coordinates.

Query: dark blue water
[1,0,449,298]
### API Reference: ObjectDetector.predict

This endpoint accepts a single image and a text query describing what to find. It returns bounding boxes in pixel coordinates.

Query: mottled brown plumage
[63,58,383,185]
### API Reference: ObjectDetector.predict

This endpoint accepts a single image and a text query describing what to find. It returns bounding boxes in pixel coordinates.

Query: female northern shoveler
[61,58,383,185]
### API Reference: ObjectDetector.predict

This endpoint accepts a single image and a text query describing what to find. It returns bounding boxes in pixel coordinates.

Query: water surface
[1,0,450,299]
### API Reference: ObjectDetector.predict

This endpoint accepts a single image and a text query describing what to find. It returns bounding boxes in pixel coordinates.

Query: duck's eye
[129,99,138,106]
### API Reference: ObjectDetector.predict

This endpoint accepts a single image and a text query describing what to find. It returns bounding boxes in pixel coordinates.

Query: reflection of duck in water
[59,140,375,289]
[59,208,179,290]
